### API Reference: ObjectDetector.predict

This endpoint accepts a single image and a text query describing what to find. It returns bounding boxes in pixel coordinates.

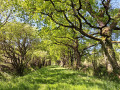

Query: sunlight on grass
[0,66,120,90]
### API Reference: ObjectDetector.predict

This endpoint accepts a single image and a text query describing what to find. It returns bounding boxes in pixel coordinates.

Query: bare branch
[0,10,12,28]
[50,0,64,12]
[41,12,74,28]
[83,43,98,51]
[50,14,74,28]
[63,12,75,27]
[77,32,100,39]
[112,41,120,43]
[77,0,82,11]
[114,27,120,30]
[79,30,101,41]
[78,12,101,29]
[101,0,111,28]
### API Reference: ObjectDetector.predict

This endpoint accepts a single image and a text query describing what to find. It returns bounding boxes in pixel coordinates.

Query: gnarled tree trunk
[100,37,120,75]
[73,39,82,67]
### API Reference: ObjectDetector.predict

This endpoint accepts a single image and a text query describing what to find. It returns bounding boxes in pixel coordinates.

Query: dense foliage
[0,0,120,89]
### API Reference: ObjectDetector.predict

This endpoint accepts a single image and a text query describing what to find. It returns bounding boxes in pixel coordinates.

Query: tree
[0,22,38,76]
[16,0,120,75]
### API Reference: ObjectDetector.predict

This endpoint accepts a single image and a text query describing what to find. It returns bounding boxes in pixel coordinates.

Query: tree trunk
[16,65,24,76]
[70,49,74,66]
[74,39,81,67]
[62,55,66,67]
[76,52,81,67]
[42,57,46,66]
[100,37,120,75]
[74,49,81,68]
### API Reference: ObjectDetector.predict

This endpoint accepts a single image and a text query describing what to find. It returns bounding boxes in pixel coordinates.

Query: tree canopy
[0,0,120,77]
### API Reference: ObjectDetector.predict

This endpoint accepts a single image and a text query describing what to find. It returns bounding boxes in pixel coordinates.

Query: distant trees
[0,22,38,76]
[39,26,98,69]
[30,50,51,68]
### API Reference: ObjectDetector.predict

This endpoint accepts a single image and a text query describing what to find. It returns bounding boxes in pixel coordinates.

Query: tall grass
[0,66,120,90]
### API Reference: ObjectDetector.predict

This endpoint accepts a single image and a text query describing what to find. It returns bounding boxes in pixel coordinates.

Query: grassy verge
[0,66,120,90]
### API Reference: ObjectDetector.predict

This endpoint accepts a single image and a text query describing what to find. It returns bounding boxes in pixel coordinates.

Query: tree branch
[83,43,98,51]
[101,0,111,28]
[63,12,75,27]
[54,40,74,49]
[54,36,75,42]
[110,10,120,29]
[49,0,64,12]
[112,41,120,43]
[77,11,101,29]
[77,0,82,11]
[48,13,75,28]
[0,10,12,28]
[41,1,101,41]
[114,27,120,30]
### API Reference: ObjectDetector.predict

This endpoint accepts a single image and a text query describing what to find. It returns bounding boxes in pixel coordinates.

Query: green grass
[0,65,120,90]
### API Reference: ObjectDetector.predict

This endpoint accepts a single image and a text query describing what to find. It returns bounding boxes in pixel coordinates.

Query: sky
[111,0,120,8]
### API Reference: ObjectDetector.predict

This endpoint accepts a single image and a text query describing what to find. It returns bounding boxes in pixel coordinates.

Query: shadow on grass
[1,66,120,90]
[20,66,114,90]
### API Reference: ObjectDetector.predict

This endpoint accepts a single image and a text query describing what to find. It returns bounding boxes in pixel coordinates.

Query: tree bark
[73,39,82,67]
[100,37,120,75]
[76,51,81,67]
[74,49,81,67]
[70,49,74,66]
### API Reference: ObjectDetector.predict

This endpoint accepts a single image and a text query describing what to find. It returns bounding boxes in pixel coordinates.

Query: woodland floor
[0,66,120,90]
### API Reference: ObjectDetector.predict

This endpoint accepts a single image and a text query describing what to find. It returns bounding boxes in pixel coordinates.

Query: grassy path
[0,66,120,90]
